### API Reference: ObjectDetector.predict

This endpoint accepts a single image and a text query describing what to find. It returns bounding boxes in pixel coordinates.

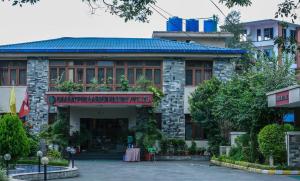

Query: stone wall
[286,132,300,167]
[213,59,235,82]
[27,59,49,133]
[161,59,185,138]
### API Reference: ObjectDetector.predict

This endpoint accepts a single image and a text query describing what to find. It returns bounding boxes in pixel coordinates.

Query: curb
[211,159,300,175]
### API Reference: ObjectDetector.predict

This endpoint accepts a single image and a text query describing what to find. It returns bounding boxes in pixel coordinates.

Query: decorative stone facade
[286,132,300,167]
[27,59,49,133]
[161,59,185,138]
[213,59,235,82]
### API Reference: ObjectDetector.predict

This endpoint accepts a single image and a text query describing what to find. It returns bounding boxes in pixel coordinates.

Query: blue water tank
[204,19,217,32]
[186,19,199,32]
[167,17,183,32]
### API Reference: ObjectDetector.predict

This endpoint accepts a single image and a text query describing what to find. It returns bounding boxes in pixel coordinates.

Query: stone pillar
[286,132,300,167]
[27,59,49,133]
[213,59,235,82]
[161,59,185,139]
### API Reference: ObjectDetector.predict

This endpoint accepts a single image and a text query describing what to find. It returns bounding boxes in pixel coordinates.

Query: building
[0,29,244,155]
[241,19,300,66]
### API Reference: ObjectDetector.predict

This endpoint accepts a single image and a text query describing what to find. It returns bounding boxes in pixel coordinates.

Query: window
[264,49,273,58]
[76,69,84,84]
[116,68,125,84]
[290,30,296,40]
[0,61,27,86]
[0,69,8,86]
[264,28,274,40]
[185,115,206,140]
[282,28,287,40]
[49,60,162,91]
[86,69,95,84]
[185,61,213,86]
[257,29,262,41]
[19,69,27,85]
[240,29,247,42]
[154,69,161,85]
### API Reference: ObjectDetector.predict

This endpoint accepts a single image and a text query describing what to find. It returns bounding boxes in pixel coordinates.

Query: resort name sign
[46,93,153,106]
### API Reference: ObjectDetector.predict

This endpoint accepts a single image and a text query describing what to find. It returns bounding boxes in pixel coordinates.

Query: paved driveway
[58,160,300,181]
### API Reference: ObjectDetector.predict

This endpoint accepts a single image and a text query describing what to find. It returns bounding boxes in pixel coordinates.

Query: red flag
[19,89,30,118]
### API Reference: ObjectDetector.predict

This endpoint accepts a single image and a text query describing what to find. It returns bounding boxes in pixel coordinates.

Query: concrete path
[56,160,300,181]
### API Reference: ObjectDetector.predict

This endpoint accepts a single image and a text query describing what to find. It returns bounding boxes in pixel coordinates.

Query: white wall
[69,106,137,134]
[186,140,208,148]
[0,86,27,113]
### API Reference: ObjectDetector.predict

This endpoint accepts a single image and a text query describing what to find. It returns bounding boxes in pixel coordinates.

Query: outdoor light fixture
[41,157,49,181]
[37,151,43,173]
[3,153,11,176]
[70,148,76,168]
[66,147,72,165]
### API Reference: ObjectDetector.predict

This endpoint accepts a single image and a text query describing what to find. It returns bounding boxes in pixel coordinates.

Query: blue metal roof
[0,37,245,54]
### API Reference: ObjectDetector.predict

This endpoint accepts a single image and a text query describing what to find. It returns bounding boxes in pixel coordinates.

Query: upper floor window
[257,29,262,41]
[0,61,27,86]
[240,29,247,42]
[264,28,274,40]
[282,28,287,40]
[185,61,212,86]
[49,60,162,91]
[290,30,296,40]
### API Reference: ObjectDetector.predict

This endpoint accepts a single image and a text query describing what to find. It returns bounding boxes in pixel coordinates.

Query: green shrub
[23,122,39,157]
[17,158,68,167]
[0,114,30,161]
[258,124,286,164]
[47,149,62,160]
[0,168,8,181]
[55,81,83,92]
[283,124,294,132]
[160,139,171,155]
[188,141,197,155]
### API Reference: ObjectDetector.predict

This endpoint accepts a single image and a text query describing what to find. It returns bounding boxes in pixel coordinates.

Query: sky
[0,0,299,45]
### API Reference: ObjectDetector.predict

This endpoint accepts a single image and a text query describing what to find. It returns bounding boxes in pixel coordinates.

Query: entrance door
[80,118,129,153]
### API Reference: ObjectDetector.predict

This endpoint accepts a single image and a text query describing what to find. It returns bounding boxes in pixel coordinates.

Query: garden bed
[17,158,69,167]
[211,157,300,175]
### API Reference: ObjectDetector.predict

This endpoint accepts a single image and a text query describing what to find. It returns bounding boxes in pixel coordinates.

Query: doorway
[80,118,129,153]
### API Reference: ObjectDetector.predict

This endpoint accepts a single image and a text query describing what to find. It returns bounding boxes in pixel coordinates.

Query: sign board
[283,113,295,123]
[276,91,289,106]
[46,93,153,106]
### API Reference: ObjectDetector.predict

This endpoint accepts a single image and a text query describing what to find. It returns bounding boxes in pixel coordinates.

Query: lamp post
[70,148,76,168]
[3,154,11,177]
[66,147,72,165]
[37,151,43,173]
[41,157,49,181]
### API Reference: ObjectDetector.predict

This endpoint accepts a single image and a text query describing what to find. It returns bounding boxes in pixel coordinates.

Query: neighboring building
[241,19,300,66]
[152,31,234,48]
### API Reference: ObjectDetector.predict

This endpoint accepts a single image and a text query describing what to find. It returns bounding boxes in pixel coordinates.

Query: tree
[3,0,299,23]
[3,0,156,22]
[220,10,255,71]
[189,77,224,155]
[0,114,30,161]
[258,124,286,166]
[189,55,296,159]
[220,0,300,23]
